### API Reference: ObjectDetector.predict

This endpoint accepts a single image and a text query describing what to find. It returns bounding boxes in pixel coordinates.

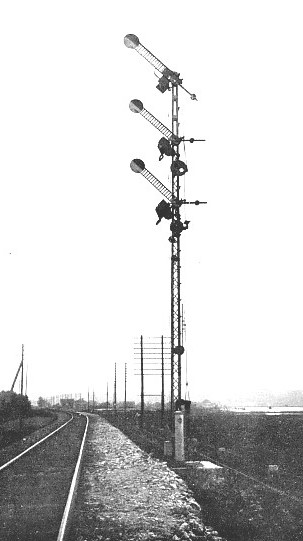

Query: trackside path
[68,415,225,541]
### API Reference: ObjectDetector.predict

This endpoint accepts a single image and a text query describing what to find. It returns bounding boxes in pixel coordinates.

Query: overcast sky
[1,1,303,404]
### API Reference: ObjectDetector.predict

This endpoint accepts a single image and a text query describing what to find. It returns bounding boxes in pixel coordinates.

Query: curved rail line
[0,412,73,473]
[0,412,89,541]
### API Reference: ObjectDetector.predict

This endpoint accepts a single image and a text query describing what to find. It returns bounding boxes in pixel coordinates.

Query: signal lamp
[171,160,188,176]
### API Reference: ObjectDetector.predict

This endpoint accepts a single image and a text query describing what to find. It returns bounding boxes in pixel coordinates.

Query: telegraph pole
[114,362,117,413]
[161,335,165,424]
[20,345,24,432]
[124,363,127,415]
[134,335,170,418]
[20,344,24,396]
[11,344,25,394]
[140,335,144,427]
[25,364,28,396]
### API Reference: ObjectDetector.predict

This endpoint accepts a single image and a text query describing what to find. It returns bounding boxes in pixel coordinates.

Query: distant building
[192,399,219,409]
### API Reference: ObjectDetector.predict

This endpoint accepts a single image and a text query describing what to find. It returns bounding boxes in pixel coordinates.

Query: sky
[1,1,303,404]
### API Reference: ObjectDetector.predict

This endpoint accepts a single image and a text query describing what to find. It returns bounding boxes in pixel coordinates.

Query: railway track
[0,412,88,541]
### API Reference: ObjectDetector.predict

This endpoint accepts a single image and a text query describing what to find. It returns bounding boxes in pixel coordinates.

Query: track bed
[0,414,87,541]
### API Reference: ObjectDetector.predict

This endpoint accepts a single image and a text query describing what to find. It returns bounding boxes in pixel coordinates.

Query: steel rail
[56,413,89,541]
[0,413,73,473]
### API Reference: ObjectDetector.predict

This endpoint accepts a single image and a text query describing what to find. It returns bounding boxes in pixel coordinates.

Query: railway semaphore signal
[126,34,207,443]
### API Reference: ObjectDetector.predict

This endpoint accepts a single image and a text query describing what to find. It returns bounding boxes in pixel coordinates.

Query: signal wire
[199,448,303,504]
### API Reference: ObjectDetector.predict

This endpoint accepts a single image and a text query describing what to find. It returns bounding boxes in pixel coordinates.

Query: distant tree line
[0,391,31,422]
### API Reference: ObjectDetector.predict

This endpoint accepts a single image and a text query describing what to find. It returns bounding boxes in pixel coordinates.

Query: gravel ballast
[70,415,225,541]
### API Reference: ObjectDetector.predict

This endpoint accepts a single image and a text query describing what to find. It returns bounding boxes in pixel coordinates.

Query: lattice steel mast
[171,82,182,411]
[125,34,206,421]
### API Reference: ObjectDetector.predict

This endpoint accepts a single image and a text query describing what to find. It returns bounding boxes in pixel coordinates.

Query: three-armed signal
[124,34,197,100]
[125,32,207,431]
